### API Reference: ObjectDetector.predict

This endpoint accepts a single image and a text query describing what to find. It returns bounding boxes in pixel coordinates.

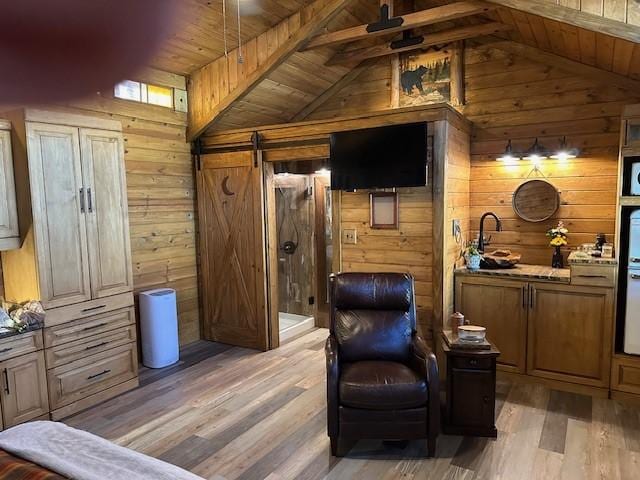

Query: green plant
[463,242,481,257]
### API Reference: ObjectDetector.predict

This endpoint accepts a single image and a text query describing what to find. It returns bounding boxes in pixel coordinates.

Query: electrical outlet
[342,229,357,245]
[452,219,461,236]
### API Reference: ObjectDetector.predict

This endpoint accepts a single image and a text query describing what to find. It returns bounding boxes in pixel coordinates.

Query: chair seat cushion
[339,361,428,410]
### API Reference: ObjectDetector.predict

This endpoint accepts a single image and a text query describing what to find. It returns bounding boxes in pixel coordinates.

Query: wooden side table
[442,337,500,437]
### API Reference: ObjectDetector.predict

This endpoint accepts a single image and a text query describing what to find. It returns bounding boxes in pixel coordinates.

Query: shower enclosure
[271,163,332,343]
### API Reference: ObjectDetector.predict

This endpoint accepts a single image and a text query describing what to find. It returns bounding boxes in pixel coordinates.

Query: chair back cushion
[331,273,416,363]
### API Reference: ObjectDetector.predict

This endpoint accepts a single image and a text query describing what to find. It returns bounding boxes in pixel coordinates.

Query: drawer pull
[631,257,640,264]
[469,359,478,366]
[85,342,109,351]
[0,347,13,354]
[87,369,111,380]
[631,274,640,280]
[576,274,607,279]
[81,305,107,313]
[3,369,9,395]
[82,323,108,332]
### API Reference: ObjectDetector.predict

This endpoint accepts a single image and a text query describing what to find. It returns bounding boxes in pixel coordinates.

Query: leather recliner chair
[325,272,439,457]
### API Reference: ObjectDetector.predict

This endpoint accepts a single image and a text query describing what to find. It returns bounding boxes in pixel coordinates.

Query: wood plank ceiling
[149,0,317,74]
[159,0,640,135]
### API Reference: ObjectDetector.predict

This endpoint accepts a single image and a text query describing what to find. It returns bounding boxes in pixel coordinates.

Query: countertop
[567,251,617,265]
[455,264,571,283]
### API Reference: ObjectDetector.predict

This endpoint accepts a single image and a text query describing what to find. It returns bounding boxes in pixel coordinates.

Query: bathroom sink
[480,250,521,269]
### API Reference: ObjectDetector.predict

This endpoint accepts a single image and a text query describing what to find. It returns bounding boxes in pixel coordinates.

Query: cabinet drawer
[45,324,137,369]
[611,356,640,395]
[0,330,44,362]
[47,342,138,410]
[570,265,616,287]
[451,356,493,370]
[44,307,135,348]
[44,292,134,328]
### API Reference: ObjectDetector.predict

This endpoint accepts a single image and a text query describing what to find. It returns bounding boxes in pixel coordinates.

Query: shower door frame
[262,149,341,349]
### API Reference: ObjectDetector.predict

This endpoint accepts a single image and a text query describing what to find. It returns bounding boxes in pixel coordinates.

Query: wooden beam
[303,0,497,50]
[479,37,640,93]
[187,0,354,141]
[327,22,511,66]
[290,59,375,122]
[487,0,640,43]
[450,41,465,107]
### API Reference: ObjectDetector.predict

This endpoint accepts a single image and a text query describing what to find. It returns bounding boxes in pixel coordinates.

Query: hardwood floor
[65,328,640,480]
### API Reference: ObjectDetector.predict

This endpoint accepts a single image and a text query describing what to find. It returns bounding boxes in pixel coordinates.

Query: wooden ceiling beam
[302,0,497,50]
[478,37,640,92]
[187,0,354,141]
[487,0,640,44]
[327,22,511,66]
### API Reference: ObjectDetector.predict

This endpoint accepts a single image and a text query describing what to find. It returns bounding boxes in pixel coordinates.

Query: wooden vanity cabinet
[0,351,49,428]
[454,276,528,373]
[527,282,614,388]
[454,275,615,389]
[0,120,19,250]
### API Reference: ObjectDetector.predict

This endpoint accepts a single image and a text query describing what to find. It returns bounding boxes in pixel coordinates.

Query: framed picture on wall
[370,192,398,229]
[399,50,451,107]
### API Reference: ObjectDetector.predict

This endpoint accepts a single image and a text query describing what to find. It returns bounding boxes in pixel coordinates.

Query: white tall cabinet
[1,110,138,420]
[0,120,19,250]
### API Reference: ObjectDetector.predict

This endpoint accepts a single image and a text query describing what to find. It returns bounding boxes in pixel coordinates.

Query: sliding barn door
[197,150,270,350]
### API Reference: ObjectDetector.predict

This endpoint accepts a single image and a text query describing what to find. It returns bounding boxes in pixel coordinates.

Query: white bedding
[0,421,204,480]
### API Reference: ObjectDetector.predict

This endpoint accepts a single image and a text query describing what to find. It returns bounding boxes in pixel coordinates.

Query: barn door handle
[80,188,85,213]
[87,188,93,213]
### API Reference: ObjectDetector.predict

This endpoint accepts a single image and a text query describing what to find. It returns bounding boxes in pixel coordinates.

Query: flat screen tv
[329,122,427,190]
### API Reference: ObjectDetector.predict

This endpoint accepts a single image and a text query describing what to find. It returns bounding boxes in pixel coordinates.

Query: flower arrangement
[463,241,482,271]
[546,221,568,247]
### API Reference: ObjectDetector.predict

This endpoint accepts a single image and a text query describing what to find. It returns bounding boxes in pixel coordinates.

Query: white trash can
[139,288,179,368]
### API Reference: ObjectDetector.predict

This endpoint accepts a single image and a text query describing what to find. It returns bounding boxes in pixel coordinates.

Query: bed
[0,421,203,480]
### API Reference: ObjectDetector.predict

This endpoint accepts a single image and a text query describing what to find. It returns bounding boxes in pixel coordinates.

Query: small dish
[458,325,486,342]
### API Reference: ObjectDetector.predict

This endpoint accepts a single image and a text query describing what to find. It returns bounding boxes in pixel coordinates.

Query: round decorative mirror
[512,179,560,222]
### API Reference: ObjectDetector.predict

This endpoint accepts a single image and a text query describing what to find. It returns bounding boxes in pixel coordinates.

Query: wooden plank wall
[0,70,199,345]
[463,42,636,264]
[310,41,640,265]
[444,123,471,319]
[339,184,434,338]
[541,0,640,25]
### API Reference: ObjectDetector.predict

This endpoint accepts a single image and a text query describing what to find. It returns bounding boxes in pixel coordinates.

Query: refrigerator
[625,209,640,354]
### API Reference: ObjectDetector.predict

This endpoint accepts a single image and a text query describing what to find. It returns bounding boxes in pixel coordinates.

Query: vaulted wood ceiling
[152,0,640,138]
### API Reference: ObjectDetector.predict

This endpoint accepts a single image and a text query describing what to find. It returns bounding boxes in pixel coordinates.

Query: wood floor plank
[62,329,640,480]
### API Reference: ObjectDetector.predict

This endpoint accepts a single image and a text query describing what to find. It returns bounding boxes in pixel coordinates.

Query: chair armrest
[410,335,440,435]
[325,334,340,437]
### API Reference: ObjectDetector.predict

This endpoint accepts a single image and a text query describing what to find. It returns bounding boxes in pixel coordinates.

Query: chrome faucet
[478,212,502,253]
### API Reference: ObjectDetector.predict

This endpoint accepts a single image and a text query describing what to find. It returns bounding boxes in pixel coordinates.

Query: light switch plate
[342,229,357,244]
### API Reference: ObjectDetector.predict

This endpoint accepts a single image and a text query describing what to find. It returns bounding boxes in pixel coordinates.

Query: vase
[467,254,481,271]
[552,246,564,269]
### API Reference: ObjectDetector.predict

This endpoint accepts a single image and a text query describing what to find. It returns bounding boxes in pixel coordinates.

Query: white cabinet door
[0,129,19,246]
[80,129,133,298]
[27,123,92,308]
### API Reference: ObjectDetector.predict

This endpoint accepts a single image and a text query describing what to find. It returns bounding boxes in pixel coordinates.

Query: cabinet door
[0,128,19,244]
[0,351,49,428]
[449,368,495,429]
[455,276,528,373]
[27,123,91,308]
[527,283,614,387]
[80,129,133,298]
[624,118,640,148]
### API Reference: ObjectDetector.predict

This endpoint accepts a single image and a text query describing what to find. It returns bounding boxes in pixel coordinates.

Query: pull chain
[237,0,243,63]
